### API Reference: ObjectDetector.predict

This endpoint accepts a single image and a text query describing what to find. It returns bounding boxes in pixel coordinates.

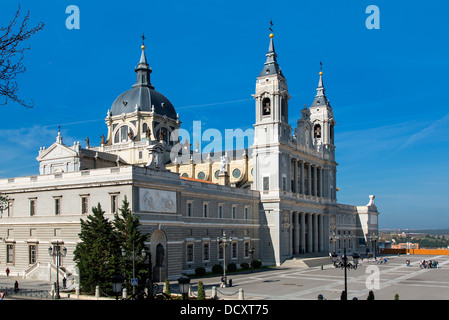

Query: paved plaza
[1,254,448,300]
[195,254,449,300]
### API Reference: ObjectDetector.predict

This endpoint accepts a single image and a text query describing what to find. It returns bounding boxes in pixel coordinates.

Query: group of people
[419,260,439,269]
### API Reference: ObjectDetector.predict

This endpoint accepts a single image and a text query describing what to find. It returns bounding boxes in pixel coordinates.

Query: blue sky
[1,0,448,229]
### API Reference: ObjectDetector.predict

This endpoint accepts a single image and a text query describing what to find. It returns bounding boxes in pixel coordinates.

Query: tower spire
[259,22,284,78]
[311,65,329,107]
[133,33,154,89]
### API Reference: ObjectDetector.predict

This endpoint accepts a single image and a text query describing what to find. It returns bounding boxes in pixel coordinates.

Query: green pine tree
[113,196,149,292]
[164,278,171,295]
[73,203,122,295]
[197,281,205,300]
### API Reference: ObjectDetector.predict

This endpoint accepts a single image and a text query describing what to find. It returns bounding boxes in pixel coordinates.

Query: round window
[197,172,205,180]
[232,168,241,178]
[214,170,220,179]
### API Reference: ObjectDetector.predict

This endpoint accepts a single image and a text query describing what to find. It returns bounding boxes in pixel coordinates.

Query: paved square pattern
[195,254,449,300]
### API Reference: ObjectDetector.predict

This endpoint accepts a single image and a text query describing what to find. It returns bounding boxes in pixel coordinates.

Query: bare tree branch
[0,5,44,108]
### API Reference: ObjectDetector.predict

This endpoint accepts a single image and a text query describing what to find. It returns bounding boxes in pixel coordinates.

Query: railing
[0,287,51,299]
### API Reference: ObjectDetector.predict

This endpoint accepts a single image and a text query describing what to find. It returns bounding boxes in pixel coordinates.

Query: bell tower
[253,32,291,147]
[309,70,336,160]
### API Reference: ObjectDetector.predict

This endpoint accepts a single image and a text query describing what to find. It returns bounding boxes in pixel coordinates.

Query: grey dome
[110,86,177,119]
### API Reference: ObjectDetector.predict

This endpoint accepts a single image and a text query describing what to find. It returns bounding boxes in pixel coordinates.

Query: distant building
[391,243,419,249]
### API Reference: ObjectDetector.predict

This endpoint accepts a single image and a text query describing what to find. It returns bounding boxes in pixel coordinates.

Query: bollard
[122,288,128,299]
[229,279,233,287]
[211,286,217,300]
[95,285,100,299]
[238,288,244,300]
[51,283,55,299]
[75,285,80,299]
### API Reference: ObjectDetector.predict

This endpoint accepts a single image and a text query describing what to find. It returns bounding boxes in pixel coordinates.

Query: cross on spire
[269,20,273,33]
[141,33,146,45]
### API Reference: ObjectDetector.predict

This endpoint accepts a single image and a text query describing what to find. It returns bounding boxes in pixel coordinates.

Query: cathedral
[0,31,379,281]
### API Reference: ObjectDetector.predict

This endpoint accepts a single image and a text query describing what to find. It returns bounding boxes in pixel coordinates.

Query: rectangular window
[244,242,250,258]
[186,243,194,263]
[29,199,36,216]
[263,176,269,191]
[81,197,88,215]
[244,207,249,220]
[29,245,36,264]
[111,195,118,214]
[203,243,210,262]
[6,244,14,263]
[54,198,61,215]
[232,206,237,219]
[218,204,223,219]
[232,242,237,259]
[282,176,287,191]
[203,203,208,218]
[186,202,192,217]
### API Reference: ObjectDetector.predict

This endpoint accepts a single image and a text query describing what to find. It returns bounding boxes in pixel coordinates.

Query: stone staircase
[281,254,333,268]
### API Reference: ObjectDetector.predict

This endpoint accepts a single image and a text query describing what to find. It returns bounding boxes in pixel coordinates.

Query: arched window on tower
[281,98,288,121]
[330,124,334,144]
[114,125,135,144]
[314,124,322,139]
[262,97,271,116]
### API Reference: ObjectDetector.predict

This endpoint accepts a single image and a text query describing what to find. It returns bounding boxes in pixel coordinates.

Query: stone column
[307,164,312,196]
[313,165,318,197]
[319,214,324,252]
[294,212,300,254]
[300,161,305,194]
[288,211,293,255]
[319,167,323,198]
[293,159,298,194]
[307,213,313,253]
[313,214,318,252]
[300,213,306,254]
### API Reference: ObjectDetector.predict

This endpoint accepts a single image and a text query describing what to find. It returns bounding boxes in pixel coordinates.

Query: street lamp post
[331,248,359,300]
[178,274,191,300]
[121,243,146,295]
[370,234,379,260]
[249,247,255,273]
[48,241,67,299]
[217,232,229,287]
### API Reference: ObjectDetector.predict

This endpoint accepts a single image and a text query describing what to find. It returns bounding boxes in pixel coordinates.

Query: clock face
[232,168,241,178]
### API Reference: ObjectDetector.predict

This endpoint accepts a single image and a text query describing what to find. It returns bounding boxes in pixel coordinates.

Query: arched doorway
[150,230,167,282]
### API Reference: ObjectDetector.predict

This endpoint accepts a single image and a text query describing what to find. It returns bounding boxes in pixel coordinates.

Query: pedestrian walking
[5,268,10,277]
[14,281,19,292]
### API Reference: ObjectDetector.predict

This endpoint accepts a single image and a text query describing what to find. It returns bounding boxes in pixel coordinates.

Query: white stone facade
[0,34,378,281]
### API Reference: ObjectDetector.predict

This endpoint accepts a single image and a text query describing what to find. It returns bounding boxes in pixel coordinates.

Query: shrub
[240,262,250,270]
[251,259,262,269]
[212,264,223,274]
[227,262,237,272]
[195,267,206,276]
